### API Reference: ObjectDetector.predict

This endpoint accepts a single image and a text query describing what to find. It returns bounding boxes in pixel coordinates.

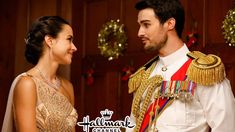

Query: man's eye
[143,23,150,28]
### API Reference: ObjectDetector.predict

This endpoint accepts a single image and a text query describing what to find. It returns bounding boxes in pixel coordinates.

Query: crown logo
[100,109,113,120]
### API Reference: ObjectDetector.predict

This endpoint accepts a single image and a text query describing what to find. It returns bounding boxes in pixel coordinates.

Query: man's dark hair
[135,0,185,38]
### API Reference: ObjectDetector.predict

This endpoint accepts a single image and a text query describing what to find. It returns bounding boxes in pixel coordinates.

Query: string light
[97,19,127,61]
[222,8,235,47]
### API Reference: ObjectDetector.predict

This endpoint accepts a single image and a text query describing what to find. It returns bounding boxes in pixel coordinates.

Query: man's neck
[159,35,184,57]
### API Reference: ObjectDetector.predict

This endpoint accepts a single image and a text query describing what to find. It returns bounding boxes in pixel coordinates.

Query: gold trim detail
[187,51,225,86]
[128,67,145,93]
[129,62,163,132]
[128,56,159,94]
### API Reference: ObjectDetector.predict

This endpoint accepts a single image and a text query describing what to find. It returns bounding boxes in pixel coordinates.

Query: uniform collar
[159,44,189,66]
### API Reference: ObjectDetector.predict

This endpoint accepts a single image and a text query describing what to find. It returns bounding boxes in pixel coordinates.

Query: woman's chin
[61,59,72,65]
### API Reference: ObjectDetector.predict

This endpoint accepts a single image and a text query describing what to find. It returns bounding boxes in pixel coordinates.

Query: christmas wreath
[98,19,127,61]
[222,8,235,47]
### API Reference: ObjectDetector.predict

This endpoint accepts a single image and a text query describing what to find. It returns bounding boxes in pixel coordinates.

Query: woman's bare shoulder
[13,75,37,103]
[13,75,37,131]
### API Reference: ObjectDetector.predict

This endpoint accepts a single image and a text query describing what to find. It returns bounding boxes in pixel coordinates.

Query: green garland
[98,19,127,61]
[222,8,235,47]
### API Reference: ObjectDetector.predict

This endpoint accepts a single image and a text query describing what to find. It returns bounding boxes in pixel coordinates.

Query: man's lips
[140,38,149,44]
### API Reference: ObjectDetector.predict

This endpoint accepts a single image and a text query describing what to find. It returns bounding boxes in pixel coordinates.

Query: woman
[2,16,78,132]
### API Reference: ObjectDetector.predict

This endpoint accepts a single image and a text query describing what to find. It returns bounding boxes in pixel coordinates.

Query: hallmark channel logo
[77,109,135,132]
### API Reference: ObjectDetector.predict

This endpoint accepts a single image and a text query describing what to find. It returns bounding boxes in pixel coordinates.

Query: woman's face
[50,24,77,65]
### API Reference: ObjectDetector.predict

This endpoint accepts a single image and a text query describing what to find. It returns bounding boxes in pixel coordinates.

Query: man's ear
[44,35,53,48]
[166,18,176,30]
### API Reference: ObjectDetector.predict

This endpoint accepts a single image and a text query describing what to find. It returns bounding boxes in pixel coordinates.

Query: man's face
[137,8,168,52]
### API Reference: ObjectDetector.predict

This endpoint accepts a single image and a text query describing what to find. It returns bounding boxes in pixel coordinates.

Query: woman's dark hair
[25,16,69,65]
[135,0,185,38]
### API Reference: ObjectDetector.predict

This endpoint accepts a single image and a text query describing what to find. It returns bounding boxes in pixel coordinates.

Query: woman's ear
[44,35,53,48]
[167,18,176,30]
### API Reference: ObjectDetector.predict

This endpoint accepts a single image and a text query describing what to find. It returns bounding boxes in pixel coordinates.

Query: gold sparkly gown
[12,73,78,132]
[30,74,78,132]
[2,73,78,132]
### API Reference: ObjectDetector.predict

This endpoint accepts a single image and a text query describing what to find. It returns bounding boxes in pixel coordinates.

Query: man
[126,0,235,131]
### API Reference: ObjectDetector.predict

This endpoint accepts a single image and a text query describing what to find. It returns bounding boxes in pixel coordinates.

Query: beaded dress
[2,73,78,132]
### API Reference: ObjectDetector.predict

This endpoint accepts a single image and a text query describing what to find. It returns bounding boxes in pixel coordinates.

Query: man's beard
[144,35,167,53]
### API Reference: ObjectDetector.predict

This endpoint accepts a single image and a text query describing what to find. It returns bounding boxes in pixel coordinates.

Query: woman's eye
[67,38,73,41]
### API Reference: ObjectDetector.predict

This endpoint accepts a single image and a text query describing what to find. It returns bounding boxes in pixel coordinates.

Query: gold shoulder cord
[128,67,145,94]
[128,56,159,94]
[128,61,163,132]
[187,51,225,86]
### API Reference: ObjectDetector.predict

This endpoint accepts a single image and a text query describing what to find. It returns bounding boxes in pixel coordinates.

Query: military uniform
[126,45,235,132]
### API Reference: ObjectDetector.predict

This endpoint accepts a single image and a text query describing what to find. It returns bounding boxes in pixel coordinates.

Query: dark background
[0,0,234,131]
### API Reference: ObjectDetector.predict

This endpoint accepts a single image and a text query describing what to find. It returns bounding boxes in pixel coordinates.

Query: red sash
[139,59,192,132]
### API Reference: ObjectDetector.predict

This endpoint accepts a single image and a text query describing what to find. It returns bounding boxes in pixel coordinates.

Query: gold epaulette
[187,51,225,86]
[128,56,159,93]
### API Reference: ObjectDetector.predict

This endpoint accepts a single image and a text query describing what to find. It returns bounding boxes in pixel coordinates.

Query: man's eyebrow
[138,20,151,24]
